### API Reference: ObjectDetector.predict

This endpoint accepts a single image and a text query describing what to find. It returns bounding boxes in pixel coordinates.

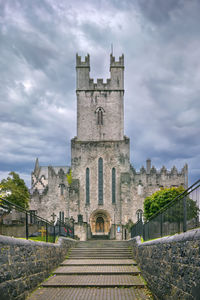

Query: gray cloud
[0,0,199,187]
[135,0,183,24]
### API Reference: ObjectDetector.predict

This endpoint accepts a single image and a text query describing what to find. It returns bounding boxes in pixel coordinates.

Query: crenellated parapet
[76,54,90,69]
[76,53,124,91]
[110,53,124,69]
[130,159,188,189]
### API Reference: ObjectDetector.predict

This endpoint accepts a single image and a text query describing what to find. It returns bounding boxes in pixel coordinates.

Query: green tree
[66,169,72,186]
[144,186,192,221]
[0,172,29,209]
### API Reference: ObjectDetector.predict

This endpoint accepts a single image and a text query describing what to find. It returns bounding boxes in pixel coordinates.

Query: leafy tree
[0,172,29,209]
[144,186,197,221]
[66,169,72,186]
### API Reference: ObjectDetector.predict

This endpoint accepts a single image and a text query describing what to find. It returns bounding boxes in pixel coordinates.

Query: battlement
[136,161,188,176]
[76,53,124,91]
[87,78,114,90]
[76,53,90,68]
[131,160,188,188]
[110,54,124,69]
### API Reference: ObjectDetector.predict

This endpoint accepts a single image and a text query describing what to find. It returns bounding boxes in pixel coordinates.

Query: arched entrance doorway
[96,217,104,232]
[90,209,111,237]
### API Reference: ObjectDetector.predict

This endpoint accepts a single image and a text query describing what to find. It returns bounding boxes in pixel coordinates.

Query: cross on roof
[51,212,56,221]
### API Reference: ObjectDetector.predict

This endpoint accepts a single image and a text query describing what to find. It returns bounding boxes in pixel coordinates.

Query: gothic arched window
[98,157,103,205]
[96,107,105,125]
[136,209,143,221]
[86,168,90,204]
[112,168,116,204]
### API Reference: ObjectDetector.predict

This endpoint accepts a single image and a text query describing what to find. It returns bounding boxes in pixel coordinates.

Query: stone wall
[76,54,124,141]
[71,137,130,228]
[0,224,38,238]
[0,235,77,300]
[128,228,200,300]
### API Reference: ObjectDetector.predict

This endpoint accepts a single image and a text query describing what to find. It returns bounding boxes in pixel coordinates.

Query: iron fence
[0,197,74,242]
[131,179,200,241]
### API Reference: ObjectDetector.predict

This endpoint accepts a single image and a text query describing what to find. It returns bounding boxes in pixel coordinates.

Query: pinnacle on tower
[34,158,40,174]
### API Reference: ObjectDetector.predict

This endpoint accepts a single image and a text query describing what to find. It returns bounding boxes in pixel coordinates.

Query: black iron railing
[0,197,74,242]
[131,179,200,241]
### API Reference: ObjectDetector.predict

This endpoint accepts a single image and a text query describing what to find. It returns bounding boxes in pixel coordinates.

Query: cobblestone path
[28,240,153,299]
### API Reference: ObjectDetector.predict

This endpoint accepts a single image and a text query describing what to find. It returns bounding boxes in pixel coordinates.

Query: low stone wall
[129,228,200,300]
[0,235,77,300]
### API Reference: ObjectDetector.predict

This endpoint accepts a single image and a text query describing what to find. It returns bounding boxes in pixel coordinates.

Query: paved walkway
[28,240,153,299]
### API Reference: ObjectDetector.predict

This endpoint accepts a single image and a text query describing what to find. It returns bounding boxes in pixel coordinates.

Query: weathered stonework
[0,235,77,300]
[128,228,200,299]
[30,53,188,240]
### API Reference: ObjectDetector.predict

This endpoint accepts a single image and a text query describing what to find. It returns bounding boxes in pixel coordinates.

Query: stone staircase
[28,240,152,299]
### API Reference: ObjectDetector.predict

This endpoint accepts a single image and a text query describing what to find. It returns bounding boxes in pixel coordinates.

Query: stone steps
[71,247,131,251]
[54,265,140,275]
[69,247,133,259]
[76,241,128,248]
[60,258,136,265]
[69,255,133,258]
[28,240,152,300]
[42,274,145,287]
[28,287,151,300]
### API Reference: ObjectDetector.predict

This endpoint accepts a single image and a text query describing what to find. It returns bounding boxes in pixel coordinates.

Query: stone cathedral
[30,53,188,240]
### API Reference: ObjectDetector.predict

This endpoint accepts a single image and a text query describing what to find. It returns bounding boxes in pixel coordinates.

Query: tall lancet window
[86,168,90,204]
[98,158,103,205]
[96,107,104,125]
[112,168,116,204]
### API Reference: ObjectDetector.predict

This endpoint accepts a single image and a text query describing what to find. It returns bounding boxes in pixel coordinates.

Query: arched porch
[90,209,111,237]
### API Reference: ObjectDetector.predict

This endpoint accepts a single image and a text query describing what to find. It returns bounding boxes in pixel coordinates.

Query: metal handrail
[146,179,200,222]
[0,197,53,226]
[131,179,200,240]
[0,197,74,241]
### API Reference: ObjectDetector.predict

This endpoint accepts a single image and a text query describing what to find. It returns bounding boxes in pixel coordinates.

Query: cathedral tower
[71,53,130,239]
[76,53,124,141]
[30,52,188,241]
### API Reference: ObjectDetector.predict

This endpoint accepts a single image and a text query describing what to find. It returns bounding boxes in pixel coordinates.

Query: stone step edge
[72,248,131,250]
[68,257,134,259]
[70,251,132,252]
[41,283,146,288]
[72,249,131,251]
[71,251,131,253]
[60,262,137,267]
[69,254,133,256]
[54,271,141,275]
[68,256,133,261]
[69,255,133,257]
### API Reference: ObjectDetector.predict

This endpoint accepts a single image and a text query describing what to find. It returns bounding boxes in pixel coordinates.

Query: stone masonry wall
[77,90,124,141]
[128,228,200,300]
[71,138,130,226]
[76,54,124,142]
[0,235,77,300]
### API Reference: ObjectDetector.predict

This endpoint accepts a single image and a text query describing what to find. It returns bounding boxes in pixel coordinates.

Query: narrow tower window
[98,158,103,205]
[136,209,143,221]
[96,107,105,125]
[86,168,90,204]
[112,168,116,204]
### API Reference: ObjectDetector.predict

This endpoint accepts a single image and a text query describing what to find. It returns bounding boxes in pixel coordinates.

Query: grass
[29,235,55,243]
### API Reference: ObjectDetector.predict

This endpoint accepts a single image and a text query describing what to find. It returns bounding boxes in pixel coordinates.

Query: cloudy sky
[0,0,200,187]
